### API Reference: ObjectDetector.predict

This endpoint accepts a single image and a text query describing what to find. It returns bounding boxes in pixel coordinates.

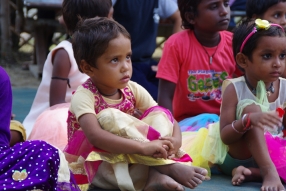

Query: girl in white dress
[24,0,113,150]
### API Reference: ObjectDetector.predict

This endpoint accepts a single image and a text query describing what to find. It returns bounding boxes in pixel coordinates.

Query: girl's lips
[219,19,229,24]
[270,72,281,77]
[121,76,130,82]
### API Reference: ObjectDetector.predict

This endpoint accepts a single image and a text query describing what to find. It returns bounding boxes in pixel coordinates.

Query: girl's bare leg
[154,164,208,189]
[229,105,285,190]
[144,168,184,191]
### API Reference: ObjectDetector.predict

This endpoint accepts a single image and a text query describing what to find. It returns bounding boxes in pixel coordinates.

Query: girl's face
[88,34,132,95]
[261,1,286,30]
[244,36,286,85]
[192,0,230,33]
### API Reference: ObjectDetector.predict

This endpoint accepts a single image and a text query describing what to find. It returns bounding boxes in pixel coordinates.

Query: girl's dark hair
[178,0,202,30]
[233,18,285,70]
[62,0,112,36]
[246,0,286,19]
[72,17,131,72]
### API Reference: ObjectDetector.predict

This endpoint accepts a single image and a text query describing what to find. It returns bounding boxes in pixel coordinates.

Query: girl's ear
[252,14,257,19]
[185,7,195,24]
[236,53,248,69]
[80,60,95,77]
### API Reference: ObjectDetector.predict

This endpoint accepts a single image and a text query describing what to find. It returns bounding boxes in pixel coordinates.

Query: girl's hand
[249,111,282,130]
[141,140,174,159]
[132,109,142,119]
[159,136,180,158]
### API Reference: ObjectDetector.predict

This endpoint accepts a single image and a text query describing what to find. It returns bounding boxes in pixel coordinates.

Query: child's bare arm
[220,83,243,144]
[247,111,282,130]
[220,83,282,145]
[50,48,71,106]
[168,10,183,34]
[160,120,181,156]
[158,79,176,113]
[79,113,173,159]
[157,79,181,155]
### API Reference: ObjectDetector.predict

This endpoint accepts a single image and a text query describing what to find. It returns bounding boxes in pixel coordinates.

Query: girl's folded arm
[79,113,172,158]
[79,113,144,154]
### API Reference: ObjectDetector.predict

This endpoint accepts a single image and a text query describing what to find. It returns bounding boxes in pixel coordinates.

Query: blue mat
[195,174,262,191]
[11,87,286,190]
[85,174,282,191]
[12,87,37,123]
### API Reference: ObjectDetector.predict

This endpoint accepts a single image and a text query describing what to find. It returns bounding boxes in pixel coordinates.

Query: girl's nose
[220,5,229,16]
[121,61,130,72]
[274,58,282,68]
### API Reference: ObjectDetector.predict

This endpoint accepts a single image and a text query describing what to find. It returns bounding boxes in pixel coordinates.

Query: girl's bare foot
[232,166,252,185]
[260,166,285,191]
[156,164,208,189]
[144,168,184,191]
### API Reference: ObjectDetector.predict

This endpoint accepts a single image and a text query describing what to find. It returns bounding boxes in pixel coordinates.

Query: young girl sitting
[219,19,286,189]
[0,66,79,190]
[156,0,240,132]
[26,0,114,150]
[64,17,208,191]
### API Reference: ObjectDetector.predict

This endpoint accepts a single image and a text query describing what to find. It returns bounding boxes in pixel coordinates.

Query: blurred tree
[0,0,12,61]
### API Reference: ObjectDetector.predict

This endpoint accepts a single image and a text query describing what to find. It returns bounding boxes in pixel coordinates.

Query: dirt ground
[1,53,40,88]
[4,64,40,88]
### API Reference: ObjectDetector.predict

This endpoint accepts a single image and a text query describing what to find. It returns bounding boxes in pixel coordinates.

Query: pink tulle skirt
[265,132,286,182]
[28,103,70,150]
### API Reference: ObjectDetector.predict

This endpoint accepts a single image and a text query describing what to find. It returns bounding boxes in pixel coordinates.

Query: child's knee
[10,130,24,146]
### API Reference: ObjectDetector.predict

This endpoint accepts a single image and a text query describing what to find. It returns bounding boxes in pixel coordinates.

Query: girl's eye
[209,3,218,9]
[262,54,271,59]
[111,58,118,64]
[126,55,131,60]
[273,13,280,19]
[279,53,286,59]
[224,1,229,7]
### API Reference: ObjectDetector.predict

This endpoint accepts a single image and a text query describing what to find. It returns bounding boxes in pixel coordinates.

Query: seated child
[26,0,114,150]
[219,18,286,190]
[156,0,238,132]
[64,17,208,191]
[185,18,286,189]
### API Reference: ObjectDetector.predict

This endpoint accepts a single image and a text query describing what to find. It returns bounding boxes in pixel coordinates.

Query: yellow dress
[66,107,193,191]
